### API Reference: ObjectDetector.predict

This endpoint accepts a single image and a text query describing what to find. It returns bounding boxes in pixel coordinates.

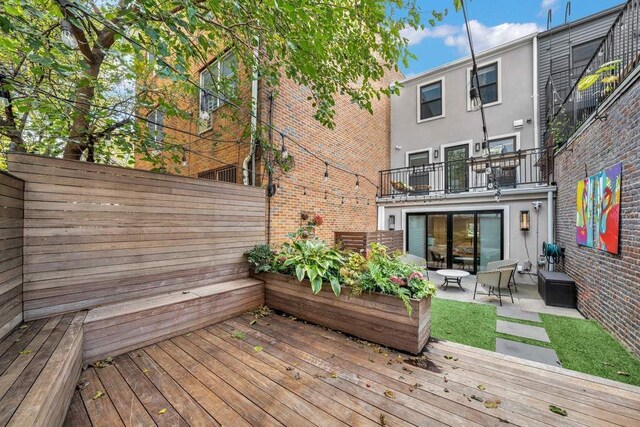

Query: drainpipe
[243,40,260,186]
[547,190,554,271]
[532,35,540,148]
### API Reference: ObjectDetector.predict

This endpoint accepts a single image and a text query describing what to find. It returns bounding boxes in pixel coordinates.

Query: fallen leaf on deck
[253,346,263,352]
[384,390,395,399]
[409,383,422,392]
[185,333,192,337]
[330,372,337,378]
[444,355,453,360]
[19,325,28,329]
[14,338,20,343]
[293,362,298,366]
[231,331,245,340]
[250,320,257,325]
[92,391,104,400]
[470,395,483,402]
[617,371,630,376]
[143,368,149,374]
[313,374,325,379]
[402,366,413,373]
[158,408,167,415]
[366,383,371,388]
[19,349,32,355]
[444,388,449,393]
[484,399,501,409]
[76,380,90,390]
[286,366,294,371]
[477,384,486,391]
[369,357,375,363]
[379,414,387,426]
[294,372,301,380]
[549,405,568,416]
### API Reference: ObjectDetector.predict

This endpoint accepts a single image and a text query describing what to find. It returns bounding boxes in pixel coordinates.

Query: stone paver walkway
[496,338,561,366]
[496,319,551,342]
[496,305,541,322]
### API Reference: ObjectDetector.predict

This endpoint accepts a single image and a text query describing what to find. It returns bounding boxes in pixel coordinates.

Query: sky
[401,0,624,77]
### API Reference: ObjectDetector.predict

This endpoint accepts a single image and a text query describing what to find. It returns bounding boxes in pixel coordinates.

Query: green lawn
[431,298,640,386]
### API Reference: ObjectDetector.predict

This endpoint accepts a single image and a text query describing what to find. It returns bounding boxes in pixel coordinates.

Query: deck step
[83,278,264,363]
[0,311,86,427]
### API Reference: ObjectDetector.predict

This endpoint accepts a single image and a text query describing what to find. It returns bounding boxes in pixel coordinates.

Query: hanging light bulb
[341,197,344,205]
[324,191,327,200]
[323,163,329,182]
[60,20,79,50]
[280,133,289,160]
[199,110,210,122]
[303,187,307,196]
[277,179,282,190]
[181,148,188,167]
[355,174,360,190]
[469,86,482,111]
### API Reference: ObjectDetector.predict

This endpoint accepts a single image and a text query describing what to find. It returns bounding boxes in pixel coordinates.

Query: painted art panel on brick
[576,175,594,247]
[594,162,621,254]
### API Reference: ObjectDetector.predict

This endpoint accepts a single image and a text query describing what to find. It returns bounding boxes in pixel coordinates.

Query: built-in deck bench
[83,278,264,363]
[0,311,85,426]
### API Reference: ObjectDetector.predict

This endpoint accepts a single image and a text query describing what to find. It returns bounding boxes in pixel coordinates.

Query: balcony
[546,0,640,147]
[378,147,552,198]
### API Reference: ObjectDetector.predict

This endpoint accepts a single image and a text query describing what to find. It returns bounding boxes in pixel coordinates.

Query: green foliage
[1,0,463,165]
[276,231,345,296]
[244,244,275,273]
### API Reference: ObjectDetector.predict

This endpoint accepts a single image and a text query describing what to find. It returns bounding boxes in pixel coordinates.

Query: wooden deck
[65,313,640,427]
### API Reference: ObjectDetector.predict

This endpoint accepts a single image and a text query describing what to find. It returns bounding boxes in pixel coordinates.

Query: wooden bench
[0,311,85,426]
[83,278,264,363]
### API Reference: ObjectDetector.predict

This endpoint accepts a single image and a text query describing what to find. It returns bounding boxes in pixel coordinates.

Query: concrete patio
[429,271,584,318]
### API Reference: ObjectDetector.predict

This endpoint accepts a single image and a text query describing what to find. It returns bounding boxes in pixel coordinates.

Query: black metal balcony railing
[546,0,640,148]
[378,147,552,198]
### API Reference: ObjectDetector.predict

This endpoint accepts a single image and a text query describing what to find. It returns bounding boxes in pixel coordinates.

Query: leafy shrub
[274,225,344,296]
[244,244,275,273]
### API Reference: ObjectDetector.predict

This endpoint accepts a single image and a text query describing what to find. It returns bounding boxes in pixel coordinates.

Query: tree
[0,0,454,165]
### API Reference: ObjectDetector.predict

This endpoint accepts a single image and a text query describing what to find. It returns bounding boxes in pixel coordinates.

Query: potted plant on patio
[244,219,436,354]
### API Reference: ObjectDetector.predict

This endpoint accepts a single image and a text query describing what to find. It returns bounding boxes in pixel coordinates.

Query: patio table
[437,269,470,291]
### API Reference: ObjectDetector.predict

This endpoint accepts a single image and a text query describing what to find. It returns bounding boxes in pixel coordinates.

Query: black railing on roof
[378,147,552,198]
[546,0,640,148]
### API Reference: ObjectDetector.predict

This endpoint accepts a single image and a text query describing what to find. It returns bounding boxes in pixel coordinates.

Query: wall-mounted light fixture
[388,215,396,230]
[434,149,439,159]
[520,210,530,231]
[475,142,481,152]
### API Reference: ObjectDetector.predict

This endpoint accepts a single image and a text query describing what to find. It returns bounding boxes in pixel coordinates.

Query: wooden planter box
[256,272,431,354]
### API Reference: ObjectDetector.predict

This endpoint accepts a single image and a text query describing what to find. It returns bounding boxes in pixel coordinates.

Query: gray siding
[538,4,623,144]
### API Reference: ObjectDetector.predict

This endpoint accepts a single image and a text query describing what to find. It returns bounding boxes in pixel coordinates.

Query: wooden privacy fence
[0,172,24,339]
[335,231,403,253]
[7,153,266,320]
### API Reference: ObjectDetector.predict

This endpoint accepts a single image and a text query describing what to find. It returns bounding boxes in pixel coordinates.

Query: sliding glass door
[406,211,503,274]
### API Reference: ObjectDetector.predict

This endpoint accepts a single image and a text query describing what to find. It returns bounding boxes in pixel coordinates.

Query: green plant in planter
[275,223,345,296]
[244,244,275,273]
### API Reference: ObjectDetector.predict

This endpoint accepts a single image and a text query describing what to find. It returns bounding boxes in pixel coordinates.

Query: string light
[323,162,329,182]
[60,20,79,50]
[355,174,360,190]
[303,186,307,196]
[181,147,187,166]
[324,191,327,200]
[341,197,344,205]
[280,132,288,160]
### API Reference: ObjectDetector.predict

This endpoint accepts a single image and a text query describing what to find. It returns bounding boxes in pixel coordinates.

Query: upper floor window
[571,38,602,73]
[470,62,499,106]
[147,109,164,152]
[408,150,430,167]
[418,79,444,121]
[487,135,516,154]
[199,52,238,129]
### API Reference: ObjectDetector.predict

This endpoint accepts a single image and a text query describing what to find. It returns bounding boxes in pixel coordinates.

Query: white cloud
[443,20,542,53]
[541,0,559,8]
[400,25,458,46]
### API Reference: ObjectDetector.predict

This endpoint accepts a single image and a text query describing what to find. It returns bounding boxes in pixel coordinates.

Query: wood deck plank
[78,367,125,427]
[157,339,282,427]
[94,363,156,427]
[174,334,315,427]
[0,318,49,375]
[128,350,219,426]
[63,391,92,427]
[143,343,250,427]
[113,354,187,427]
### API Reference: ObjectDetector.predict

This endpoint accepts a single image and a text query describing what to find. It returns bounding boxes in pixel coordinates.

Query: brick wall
[554,76,640,356]
[261,73,398,245]
[137,59,401,246]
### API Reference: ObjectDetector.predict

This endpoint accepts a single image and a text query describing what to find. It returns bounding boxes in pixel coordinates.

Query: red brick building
[136,53,402,244]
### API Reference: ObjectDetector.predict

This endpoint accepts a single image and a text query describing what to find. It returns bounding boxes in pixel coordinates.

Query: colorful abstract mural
[576,176,594,247]
[594,162,622,254]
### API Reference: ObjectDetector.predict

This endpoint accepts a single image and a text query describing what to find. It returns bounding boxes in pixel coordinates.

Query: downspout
[532,35,540,148]
[243,39,260,186]
[547,190,554,271]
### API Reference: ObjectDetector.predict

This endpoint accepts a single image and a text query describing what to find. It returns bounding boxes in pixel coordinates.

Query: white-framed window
[199,52,238,131]
[467,58,501,110]
[146,109,164,152]
[487,136,516,154]
[416,77,445,122]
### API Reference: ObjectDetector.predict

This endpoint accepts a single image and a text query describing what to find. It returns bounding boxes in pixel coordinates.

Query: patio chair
[429,251,445,268]
[487,259,519,293]
[473,265,516,306]
[398,253,430,280]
